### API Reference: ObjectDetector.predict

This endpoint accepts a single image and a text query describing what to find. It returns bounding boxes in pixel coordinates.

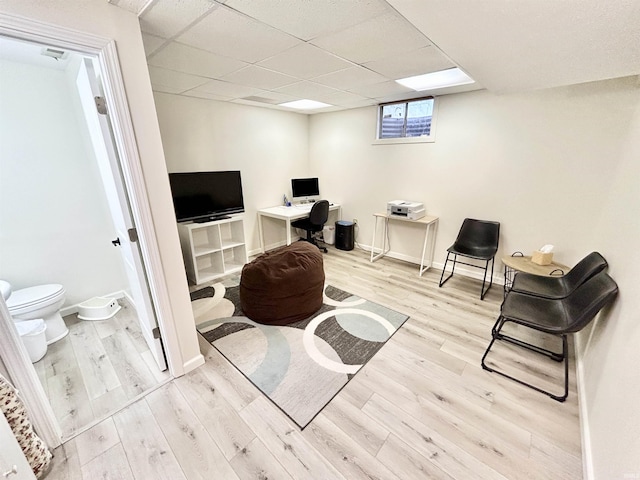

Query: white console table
[257,203,342,252]
[370,212,439,276]
[177,216,248,284]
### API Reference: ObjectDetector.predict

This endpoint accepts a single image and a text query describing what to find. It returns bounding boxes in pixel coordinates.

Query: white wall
[0,58,128,305]
[154,93,310,252]
[0,0,202,373]
[309,76,640,479]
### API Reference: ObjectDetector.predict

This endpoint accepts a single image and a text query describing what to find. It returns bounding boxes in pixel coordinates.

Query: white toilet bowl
[2,281,68,345]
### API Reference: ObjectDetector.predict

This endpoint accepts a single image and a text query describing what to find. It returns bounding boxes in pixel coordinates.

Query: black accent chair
[439,218,500,300]
[481,271,618,402]
[291,200,330,253]
[510,251,607,299]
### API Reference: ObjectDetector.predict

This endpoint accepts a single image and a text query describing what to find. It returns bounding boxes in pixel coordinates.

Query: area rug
[191,282,409,428]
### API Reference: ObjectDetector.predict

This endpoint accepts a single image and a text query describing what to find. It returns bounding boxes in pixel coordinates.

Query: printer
[387,200,426,220]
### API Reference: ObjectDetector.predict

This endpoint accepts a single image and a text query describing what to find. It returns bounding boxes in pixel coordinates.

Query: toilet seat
[6,284,65,315]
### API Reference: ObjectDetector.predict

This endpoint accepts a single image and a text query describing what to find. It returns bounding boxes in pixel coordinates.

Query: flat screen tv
[169,171,245,223]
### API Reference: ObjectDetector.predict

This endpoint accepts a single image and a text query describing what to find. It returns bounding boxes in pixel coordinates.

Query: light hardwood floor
[44,248,583,479]
[34,298,170,439]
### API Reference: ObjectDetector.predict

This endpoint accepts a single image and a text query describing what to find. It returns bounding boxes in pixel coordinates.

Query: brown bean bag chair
[240,242,325,325]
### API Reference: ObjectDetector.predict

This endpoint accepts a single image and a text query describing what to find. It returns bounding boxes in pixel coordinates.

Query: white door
[0,413,36,480]
[75,58,167,371]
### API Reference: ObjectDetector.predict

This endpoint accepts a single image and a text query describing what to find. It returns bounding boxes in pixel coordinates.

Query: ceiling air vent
[41,47,68,60]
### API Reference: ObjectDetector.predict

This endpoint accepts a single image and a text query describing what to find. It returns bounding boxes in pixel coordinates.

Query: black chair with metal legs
[291,200,330,253]
[439,218,500,300]
[510,251,608,299]
[481,271,618,402]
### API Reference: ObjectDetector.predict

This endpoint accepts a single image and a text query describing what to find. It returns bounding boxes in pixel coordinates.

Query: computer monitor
[291,177,320,203]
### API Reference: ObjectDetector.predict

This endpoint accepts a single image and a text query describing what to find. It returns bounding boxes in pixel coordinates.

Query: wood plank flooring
[35,298,170,439]
[44,248,583,479]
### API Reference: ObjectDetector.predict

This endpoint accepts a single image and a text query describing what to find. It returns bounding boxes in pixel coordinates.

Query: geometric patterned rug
[191,282,409,428]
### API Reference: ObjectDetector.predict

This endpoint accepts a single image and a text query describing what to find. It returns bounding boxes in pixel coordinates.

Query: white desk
[370,212,439,276]
[257,204,342,252]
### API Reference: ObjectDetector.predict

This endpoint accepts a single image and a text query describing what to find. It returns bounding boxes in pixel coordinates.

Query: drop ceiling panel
[311,66,387,90]
[148,42,247,79]
[364,46,455,80]
[147,65,210,92]
[220,65,298,90]
[224,0,391,41]
[257,43,353,80]
[176,6,300,63]
[321,90,374,107]
[139,0,218,38]
[274,81,341,101]
[310,12,430,64]
[182,90,234,102]
[188,78,266,99]
[141,33,167,56]
[387,0,640,92]
[348,80,412,98]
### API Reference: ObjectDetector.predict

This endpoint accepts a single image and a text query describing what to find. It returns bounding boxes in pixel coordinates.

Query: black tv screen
[169,171,245,223]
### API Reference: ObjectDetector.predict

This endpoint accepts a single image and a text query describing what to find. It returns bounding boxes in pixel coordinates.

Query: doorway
[0,33,171,442]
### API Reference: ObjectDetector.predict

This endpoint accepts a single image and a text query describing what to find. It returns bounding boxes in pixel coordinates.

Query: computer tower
[335,221,354,251]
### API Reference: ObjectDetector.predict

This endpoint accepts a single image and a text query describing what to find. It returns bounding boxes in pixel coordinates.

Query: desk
[370,212,439,276]
[257,204,342,252]
[502,253,571,295]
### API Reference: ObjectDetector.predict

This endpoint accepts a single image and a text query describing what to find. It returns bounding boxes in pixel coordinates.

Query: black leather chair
[291,200,330,253]
[510,251,607,299]
[439,218,500,300]
[481,271,618,402]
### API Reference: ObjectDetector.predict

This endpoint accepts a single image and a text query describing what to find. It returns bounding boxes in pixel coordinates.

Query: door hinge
[152,327,161,339]
[128,228,138,242]
[94,96,108,115]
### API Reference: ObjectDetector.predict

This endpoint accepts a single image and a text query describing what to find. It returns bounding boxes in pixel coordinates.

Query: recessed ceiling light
[279,99,332,110]
[396,67,474,91]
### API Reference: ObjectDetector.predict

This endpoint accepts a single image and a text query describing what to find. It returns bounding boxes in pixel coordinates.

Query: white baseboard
[183,353,205,374]
[60,290,127,317]
[575,352,594,480]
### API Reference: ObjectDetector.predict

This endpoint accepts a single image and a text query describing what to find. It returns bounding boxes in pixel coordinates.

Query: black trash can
[335,220,355,251]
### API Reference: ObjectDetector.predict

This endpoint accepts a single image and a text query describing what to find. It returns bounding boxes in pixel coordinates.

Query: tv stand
[177,216,247,284]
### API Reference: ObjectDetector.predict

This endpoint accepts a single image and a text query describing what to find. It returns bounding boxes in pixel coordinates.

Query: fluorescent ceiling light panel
[279,99,332,109]
[396,67,474,91]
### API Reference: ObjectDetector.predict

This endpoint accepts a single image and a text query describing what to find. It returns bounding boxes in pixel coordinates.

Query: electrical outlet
[353,218,358,224]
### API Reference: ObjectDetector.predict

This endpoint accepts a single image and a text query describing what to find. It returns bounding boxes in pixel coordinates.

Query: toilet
[1,280,68,345]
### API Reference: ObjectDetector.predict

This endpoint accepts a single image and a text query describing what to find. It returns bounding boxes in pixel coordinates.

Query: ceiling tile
[139,0,218,38]
[147,65,210,92]
[273,81,341,102]
[363,46,455,80]
[141,33,167,56]
[321,90,373,107]
[151,83,187,95]
[220,65,298,90]
[148,42,247,79]
[182,90,234,101]
[347,80,413,98]
[176,6,300,63]
[311,12,430,64]
[257,43,353,80]
[224,0,391,41]
[311,66,387,90]
[188,78,266,99]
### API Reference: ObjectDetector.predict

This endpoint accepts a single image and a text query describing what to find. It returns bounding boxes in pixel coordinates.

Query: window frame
[374,96,437,145]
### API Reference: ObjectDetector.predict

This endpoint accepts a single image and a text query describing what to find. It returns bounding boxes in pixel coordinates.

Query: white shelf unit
[177,216,248,285]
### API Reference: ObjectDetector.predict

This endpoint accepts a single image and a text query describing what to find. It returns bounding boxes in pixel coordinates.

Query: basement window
[375,97,436,144]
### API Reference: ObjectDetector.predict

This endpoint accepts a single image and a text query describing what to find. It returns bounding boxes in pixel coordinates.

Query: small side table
[502,252,571,296]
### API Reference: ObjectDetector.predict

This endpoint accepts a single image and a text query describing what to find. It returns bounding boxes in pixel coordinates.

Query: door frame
[0,13,183,447]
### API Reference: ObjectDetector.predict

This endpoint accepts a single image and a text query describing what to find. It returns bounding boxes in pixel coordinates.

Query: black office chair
[439,218,500,300]
[291,200,330,253]
[481,271,618,402]
[510,251,608,299]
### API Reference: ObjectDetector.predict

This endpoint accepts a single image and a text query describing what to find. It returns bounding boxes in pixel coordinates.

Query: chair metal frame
[439,218,500,300]
[481,271,618,402]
